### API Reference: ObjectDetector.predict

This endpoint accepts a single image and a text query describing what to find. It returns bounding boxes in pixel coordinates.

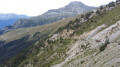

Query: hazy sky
[0,0,115,16]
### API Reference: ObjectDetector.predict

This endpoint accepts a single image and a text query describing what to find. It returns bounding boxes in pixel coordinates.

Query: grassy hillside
[0,18,73,42]
[0,17,74,64]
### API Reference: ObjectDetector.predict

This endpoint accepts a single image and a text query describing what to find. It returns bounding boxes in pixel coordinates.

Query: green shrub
[108,1,115,7]
[81,60,85,64]
[99,44,107,51]
[96,10,100,14]
[100,6,104,10]
[99,41,109,52]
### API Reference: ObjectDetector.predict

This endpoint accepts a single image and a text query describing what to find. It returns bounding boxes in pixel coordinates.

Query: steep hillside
[2,1,120,67]
[63,21,120,67]
[0,13,29,29]
[0,1,95,35]
[0,17,74,64]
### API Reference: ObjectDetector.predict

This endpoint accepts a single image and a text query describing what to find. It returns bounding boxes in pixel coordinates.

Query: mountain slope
[2,1,120,67]
[0,17,74,64]
[41,1,95,18]
[14,1,95,28]
[0,13,29,29]
[63,18,120,67]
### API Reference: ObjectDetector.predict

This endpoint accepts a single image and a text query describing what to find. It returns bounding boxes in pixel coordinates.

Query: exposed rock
[52,20,120,67]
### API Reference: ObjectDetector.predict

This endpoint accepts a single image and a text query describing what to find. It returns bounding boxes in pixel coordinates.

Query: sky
[0,0,116,16]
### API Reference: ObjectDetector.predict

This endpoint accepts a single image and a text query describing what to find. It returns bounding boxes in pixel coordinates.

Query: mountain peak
[62,1,95,14]
[42,1,95,18]
[69,1,84,5]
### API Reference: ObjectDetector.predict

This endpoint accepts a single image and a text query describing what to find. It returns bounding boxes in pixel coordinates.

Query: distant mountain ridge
[0,13,29,29]
[0,1,95,32]
[0,13,29,20]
